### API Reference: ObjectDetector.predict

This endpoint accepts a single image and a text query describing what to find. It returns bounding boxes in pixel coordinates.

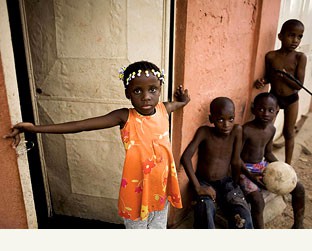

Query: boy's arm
[264,52,274,84]
[180,127,216,200]
[240,127,251,177]
[180,128,203,192]
[4,108,129,147]
[264,133,278,163]
[231,125,243,184]
[255,53,272,89]
[240,127,258,183]
[164,85,190,114]
[296,53,307,84]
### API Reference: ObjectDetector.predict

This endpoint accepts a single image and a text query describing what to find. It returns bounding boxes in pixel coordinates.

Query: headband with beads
[118,67,165,87]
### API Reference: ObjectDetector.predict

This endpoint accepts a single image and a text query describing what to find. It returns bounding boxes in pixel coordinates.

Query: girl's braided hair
[120,61,165,88]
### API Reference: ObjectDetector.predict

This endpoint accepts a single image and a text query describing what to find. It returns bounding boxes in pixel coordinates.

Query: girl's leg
[123,218,148,229]
[123,201,169,229]
[283,101,298,165]
[147,201,169,229]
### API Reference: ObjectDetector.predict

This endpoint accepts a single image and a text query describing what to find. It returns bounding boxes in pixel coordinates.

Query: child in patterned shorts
[240,92,305,228]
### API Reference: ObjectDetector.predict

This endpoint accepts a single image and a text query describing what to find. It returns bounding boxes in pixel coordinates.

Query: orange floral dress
[118,102,182,221]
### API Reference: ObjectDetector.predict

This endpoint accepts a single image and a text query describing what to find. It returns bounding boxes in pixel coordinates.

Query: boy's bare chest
[271,53,298,74]
[245,128,272,147]
[203,134,234,156]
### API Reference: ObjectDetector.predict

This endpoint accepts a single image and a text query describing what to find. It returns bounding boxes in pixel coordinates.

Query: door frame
[6,0,50,228]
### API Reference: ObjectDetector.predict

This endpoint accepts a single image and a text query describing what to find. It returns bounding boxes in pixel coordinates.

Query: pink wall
[0,0,281,229]
[0,56,28,229]
[169,0,281,228]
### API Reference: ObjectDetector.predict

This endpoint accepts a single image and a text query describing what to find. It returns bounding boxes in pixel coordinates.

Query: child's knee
[283,128,295,139]
[248,191,265,212]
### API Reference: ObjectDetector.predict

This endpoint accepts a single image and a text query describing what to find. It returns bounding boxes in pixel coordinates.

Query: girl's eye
[269,109,274,113]
[259,108,264,112]
[133,89,142,95]
[229,117,234,122]
[217,119,224,123]
[150,87,157,93]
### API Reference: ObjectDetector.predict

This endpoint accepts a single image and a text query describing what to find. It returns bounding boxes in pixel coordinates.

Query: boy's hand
[250,173,266,189]
[254,78,267,89]
[3,122,34,148]
[174,85,190,104]
[196,185,216,202]
[275,68,287,78]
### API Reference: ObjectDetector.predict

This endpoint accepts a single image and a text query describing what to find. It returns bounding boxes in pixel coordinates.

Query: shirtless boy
[255,19,307,165]
[240,92,305,228]
[181,97,253,229]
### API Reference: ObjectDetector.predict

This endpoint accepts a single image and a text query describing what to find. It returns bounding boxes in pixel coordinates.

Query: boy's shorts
[240,160,268,194]
[270,91,299,109]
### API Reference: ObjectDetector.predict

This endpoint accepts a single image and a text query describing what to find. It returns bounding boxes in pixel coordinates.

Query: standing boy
[181,97,253,229]
[255,19,307,165]
[240,92,305,228]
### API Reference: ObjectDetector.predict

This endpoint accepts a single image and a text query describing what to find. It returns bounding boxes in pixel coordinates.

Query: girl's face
[279,25,304,51]
[209,103,235,135]
[126,74,161,115]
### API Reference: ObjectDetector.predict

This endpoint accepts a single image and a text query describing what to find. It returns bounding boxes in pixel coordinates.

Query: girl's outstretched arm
[164,85,190,114]
[4,108,129,148]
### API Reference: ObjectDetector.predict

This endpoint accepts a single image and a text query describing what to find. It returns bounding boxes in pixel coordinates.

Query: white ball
[263,161,297,195]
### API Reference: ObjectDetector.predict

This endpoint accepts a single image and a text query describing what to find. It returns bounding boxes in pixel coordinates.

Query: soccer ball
[263,161,297,195]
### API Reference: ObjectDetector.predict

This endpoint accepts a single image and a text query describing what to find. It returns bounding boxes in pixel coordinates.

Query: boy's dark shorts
[270,91,299,109]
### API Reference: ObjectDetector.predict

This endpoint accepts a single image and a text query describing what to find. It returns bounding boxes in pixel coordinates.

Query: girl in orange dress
[5,61,190,229]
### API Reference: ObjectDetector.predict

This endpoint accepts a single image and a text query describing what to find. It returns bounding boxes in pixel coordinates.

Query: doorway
[7,0,173,228]
[6,0,49,228]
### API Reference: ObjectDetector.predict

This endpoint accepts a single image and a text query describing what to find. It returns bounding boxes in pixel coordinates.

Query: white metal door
[20,0,170,224]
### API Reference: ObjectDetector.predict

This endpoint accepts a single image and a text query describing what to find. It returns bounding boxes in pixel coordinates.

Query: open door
[20,0,171,224]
